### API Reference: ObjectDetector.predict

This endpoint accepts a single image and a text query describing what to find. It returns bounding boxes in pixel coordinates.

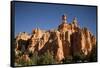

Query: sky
[14,1,97,36]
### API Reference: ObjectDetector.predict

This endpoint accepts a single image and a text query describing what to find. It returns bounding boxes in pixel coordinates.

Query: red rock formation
[55,31,64,62]
[15,14,96,63]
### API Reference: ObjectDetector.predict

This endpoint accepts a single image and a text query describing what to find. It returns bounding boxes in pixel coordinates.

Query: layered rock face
[15,14,96,63]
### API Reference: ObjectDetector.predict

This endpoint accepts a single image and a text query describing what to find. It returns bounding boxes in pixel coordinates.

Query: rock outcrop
[15,14,96,63]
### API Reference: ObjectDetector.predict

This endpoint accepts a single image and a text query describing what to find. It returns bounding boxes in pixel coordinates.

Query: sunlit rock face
[81,28,92,55]
[16,32,31,41]
[27,28,45,53]
[91,33,96,47]
[38,32,49,50]
[71,27,94,56]
[50,31,64,62]
[15,14,96,63]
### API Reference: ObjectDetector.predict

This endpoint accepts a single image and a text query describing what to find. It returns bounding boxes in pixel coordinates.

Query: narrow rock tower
[62,14,67,24]
[58,14,68,32]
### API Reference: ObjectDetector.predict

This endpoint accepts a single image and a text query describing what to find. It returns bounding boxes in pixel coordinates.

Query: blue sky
[14,2,97,36]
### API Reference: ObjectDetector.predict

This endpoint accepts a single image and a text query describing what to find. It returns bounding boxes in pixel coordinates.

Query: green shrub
[88,45,97,62]
[37,50,56,65]
[30,51,38,65]
[62,56,73,63]
[15,57,33,66]
[72,51,86,62]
